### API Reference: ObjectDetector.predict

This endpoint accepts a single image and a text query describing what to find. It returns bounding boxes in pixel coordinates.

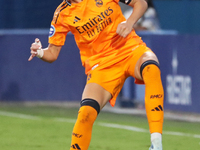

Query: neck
[69,0,82,3]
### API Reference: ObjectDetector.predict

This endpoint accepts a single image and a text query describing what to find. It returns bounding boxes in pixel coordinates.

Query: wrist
[36,49,44,58]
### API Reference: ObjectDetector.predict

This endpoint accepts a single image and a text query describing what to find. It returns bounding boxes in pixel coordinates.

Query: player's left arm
[116,0,147,37]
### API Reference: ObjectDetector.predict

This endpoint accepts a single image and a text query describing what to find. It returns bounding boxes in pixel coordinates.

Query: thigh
[134,51,159,81]
[84,64,126,108]
[126,45,159,84]
[82,83,112,110]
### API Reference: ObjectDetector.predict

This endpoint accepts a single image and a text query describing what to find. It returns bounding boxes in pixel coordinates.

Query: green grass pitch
[0,105,200,150]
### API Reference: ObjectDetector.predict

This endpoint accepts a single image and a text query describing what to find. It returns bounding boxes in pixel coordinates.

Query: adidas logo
[73,16,81,24]
[71,143,81,150]
[151,105,163,111]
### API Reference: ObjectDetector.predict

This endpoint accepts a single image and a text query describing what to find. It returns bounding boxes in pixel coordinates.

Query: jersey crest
[95,0,103,7]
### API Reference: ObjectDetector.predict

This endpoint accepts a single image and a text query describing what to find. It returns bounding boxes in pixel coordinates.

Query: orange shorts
[86,45,152,107]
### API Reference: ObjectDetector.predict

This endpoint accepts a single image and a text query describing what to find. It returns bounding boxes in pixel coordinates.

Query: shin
[141,60,164,134]
[70,99,100,150]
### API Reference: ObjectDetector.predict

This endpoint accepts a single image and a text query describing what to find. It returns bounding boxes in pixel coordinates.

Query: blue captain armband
[120,0,132,5]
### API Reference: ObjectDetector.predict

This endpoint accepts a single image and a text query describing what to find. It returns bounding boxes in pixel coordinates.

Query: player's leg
[70,83,112,150]
[82,83,112,110]
[135,51,164,150]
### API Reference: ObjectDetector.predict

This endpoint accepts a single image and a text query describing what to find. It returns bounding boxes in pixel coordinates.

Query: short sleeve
[48,10,70,46]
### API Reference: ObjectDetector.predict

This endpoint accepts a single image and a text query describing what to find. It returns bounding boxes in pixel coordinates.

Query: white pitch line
[54,118,76,123]
[98,122,200,139]
[0,110,41,120]
[54,118,200,139]
[164,131,200,138]
[98,122,148,132]
[1,110,200,139]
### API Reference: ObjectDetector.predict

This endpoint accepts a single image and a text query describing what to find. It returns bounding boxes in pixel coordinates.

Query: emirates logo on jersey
[75,7,113,38]
[95,0,103,7]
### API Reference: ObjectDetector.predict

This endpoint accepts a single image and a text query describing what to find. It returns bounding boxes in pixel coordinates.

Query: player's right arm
[28,38,62,63]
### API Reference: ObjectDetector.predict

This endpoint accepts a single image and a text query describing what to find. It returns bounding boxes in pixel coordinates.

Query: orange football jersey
[49,0,146,73]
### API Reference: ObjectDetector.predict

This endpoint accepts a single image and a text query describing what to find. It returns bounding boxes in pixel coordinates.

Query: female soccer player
[29,0,164,149]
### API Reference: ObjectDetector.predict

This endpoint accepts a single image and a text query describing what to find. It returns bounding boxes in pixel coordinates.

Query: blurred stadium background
[0,0,200,149]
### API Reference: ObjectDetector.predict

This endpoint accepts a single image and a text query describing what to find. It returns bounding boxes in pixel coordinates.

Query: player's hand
[116,21,133,38]
[28,38,42,61]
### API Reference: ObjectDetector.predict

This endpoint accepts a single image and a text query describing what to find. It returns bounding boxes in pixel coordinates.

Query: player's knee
[140,60,160,79]
[80,98,100,114]
[77,99,100,124]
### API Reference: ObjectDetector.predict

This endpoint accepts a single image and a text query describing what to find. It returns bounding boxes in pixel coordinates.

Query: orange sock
[70,105,98,150]
[142,64,164,134]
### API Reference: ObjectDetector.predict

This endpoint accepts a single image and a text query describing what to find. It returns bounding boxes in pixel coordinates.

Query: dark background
[0,0,200,34]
